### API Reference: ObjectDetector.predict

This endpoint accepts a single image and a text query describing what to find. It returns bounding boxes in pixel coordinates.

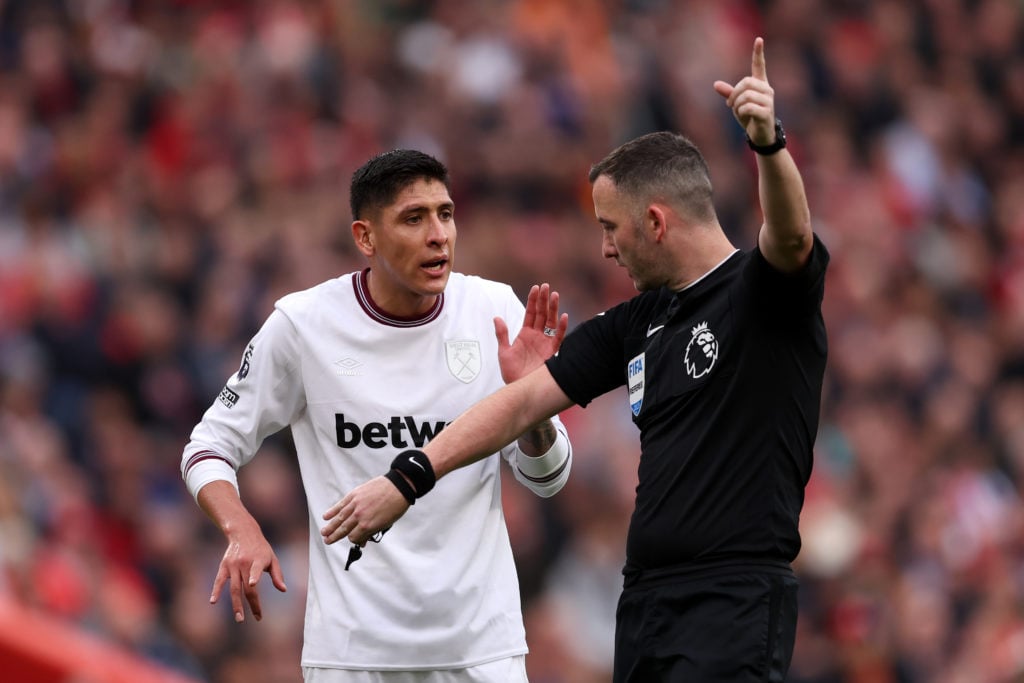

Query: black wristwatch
[746,118,787,155]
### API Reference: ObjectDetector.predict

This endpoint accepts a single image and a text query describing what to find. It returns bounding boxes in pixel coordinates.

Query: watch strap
[747,118,787,155]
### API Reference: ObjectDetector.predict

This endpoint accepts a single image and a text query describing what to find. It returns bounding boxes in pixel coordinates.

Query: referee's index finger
[752,36,767,82]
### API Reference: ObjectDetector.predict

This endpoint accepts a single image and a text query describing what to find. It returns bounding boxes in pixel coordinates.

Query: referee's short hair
[589,131,715,223]
[350,150,450,220]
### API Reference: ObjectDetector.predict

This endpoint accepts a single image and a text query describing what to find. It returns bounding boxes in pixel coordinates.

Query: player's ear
[352,220,375,256]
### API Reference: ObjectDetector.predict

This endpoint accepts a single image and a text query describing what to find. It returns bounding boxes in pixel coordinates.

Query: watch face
[775,119,786,142]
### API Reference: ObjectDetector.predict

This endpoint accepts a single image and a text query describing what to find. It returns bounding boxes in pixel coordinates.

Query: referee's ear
[647,204,669,243]
[352,220,375,257]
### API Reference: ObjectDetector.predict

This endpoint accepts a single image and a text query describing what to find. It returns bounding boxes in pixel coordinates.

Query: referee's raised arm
[714,36,813,273]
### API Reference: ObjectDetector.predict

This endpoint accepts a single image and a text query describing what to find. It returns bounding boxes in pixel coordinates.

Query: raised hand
[494,283,569,385]
[712,37,777,147]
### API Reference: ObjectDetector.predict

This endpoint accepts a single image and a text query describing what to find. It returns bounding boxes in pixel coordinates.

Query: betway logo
[335,414,447,449]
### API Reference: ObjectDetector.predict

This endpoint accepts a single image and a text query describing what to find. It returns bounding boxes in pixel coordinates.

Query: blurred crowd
[1,0,1023,681]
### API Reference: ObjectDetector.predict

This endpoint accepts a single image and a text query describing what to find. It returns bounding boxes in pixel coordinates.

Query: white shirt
[182,271,571,670]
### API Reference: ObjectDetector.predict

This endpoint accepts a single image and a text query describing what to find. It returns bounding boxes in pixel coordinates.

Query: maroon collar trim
[352,268,444,328]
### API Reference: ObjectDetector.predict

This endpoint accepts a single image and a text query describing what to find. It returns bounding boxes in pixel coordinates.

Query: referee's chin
[631,277,656,293]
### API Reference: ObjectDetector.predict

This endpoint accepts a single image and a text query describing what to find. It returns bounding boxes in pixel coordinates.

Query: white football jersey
[182,270,571,670]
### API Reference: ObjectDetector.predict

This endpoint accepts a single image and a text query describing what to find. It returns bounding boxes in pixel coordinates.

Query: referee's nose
[601,232,618,260]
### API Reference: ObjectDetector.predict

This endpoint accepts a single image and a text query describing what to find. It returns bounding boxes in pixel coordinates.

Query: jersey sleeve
[545,301,632,408]
[181,308,306,500]
[746,234,830,318]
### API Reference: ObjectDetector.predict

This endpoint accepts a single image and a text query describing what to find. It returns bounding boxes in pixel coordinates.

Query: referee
[328,37,828,682]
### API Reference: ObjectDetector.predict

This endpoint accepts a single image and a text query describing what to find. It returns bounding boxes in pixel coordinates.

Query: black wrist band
[390,449,437,497]
[384,469,416,505]
[746,118,787,155]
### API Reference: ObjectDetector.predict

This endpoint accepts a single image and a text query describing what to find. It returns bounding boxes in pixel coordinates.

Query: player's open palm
[495,283,568,384]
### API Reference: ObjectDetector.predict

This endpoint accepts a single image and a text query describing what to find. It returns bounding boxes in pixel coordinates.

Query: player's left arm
[322,365,575,546]
[494,283,572,496]
[714,36,813,274]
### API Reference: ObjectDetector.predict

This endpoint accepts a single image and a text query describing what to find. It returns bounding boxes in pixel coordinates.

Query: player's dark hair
[589,131,715,222]
[350,150,450,220]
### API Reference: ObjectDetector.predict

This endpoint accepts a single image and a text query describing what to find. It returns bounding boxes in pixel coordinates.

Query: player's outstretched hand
[321,476,410,547]
[210,519,287,623]
[713,36,777,148]
[494,283,569,385]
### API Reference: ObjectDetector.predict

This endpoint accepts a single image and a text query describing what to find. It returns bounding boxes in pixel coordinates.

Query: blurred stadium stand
[0,598,200,683]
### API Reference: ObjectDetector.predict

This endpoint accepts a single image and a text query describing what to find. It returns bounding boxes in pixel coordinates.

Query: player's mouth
[422,256,449,275]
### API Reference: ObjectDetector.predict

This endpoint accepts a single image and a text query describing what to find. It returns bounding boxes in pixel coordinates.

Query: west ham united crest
[445,340,481,383]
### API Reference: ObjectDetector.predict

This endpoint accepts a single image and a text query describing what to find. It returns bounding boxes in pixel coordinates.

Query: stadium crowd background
[1,0,1023,681]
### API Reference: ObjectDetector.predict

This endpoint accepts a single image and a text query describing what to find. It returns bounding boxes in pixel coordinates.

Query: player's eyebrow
[397,200,454,216]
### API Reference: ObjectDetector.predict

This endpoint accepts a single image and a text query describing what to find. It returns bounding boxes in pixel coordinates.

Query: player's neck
[364,269,441,320]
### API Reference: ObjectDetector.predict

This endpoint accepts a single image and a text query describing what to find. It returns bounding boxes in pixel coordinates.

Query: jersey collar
[352,268,445,328]
[676,249,741,293]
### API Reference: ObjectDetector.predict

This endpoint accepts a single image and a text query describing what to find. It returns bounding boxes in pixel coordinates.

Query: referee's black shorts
[613,561,798,682]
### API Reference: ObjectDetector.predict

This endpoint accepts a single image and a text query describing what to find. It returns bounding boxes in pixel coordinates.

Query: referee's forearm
[425,366,567,478]
[756,149,813,271]
[424,381,534,478]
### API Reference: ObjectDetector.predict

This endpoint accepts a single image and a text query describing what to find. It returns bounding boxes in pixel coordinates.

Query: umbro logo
[335,358,362,376]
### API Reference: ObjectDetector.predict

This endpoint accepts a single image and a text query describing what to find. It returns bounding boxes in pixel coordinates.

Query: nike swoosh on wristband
[646,324,665,337]
[409,457,426,472]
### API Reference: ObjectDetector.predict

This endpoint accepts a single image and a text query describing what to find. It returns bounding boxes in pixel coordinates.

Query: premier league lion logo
[684,322,718,379]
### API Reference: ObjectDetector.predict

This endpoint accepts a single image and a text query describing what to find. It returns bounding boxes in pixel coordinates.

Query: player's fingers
[493,317,510,349]
[752,36,767,81]
[546,290,560,328]
[323,493,353,520]
[210,563,229,604]
[322,501,341,520]
[269,558,288,593]
[322,521,347,545]
[320,502,350,538]
[534,283,552,330]
[322,505,357,544]
[228,568,246,623]
[244,562,263,621]
[554,312,569,345]
[712,80,734,100]
[522,284,541,329]
[348,526,374,547]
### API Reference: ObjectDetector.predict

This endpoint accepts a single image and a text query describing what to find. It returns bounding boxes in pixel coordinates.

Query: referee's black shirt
[546,236,829,577]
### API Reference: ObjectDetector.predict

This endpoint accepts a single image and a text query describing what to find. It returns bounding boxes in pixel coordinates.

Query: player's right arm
[181,307,305,622]
[197,480,286,623]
